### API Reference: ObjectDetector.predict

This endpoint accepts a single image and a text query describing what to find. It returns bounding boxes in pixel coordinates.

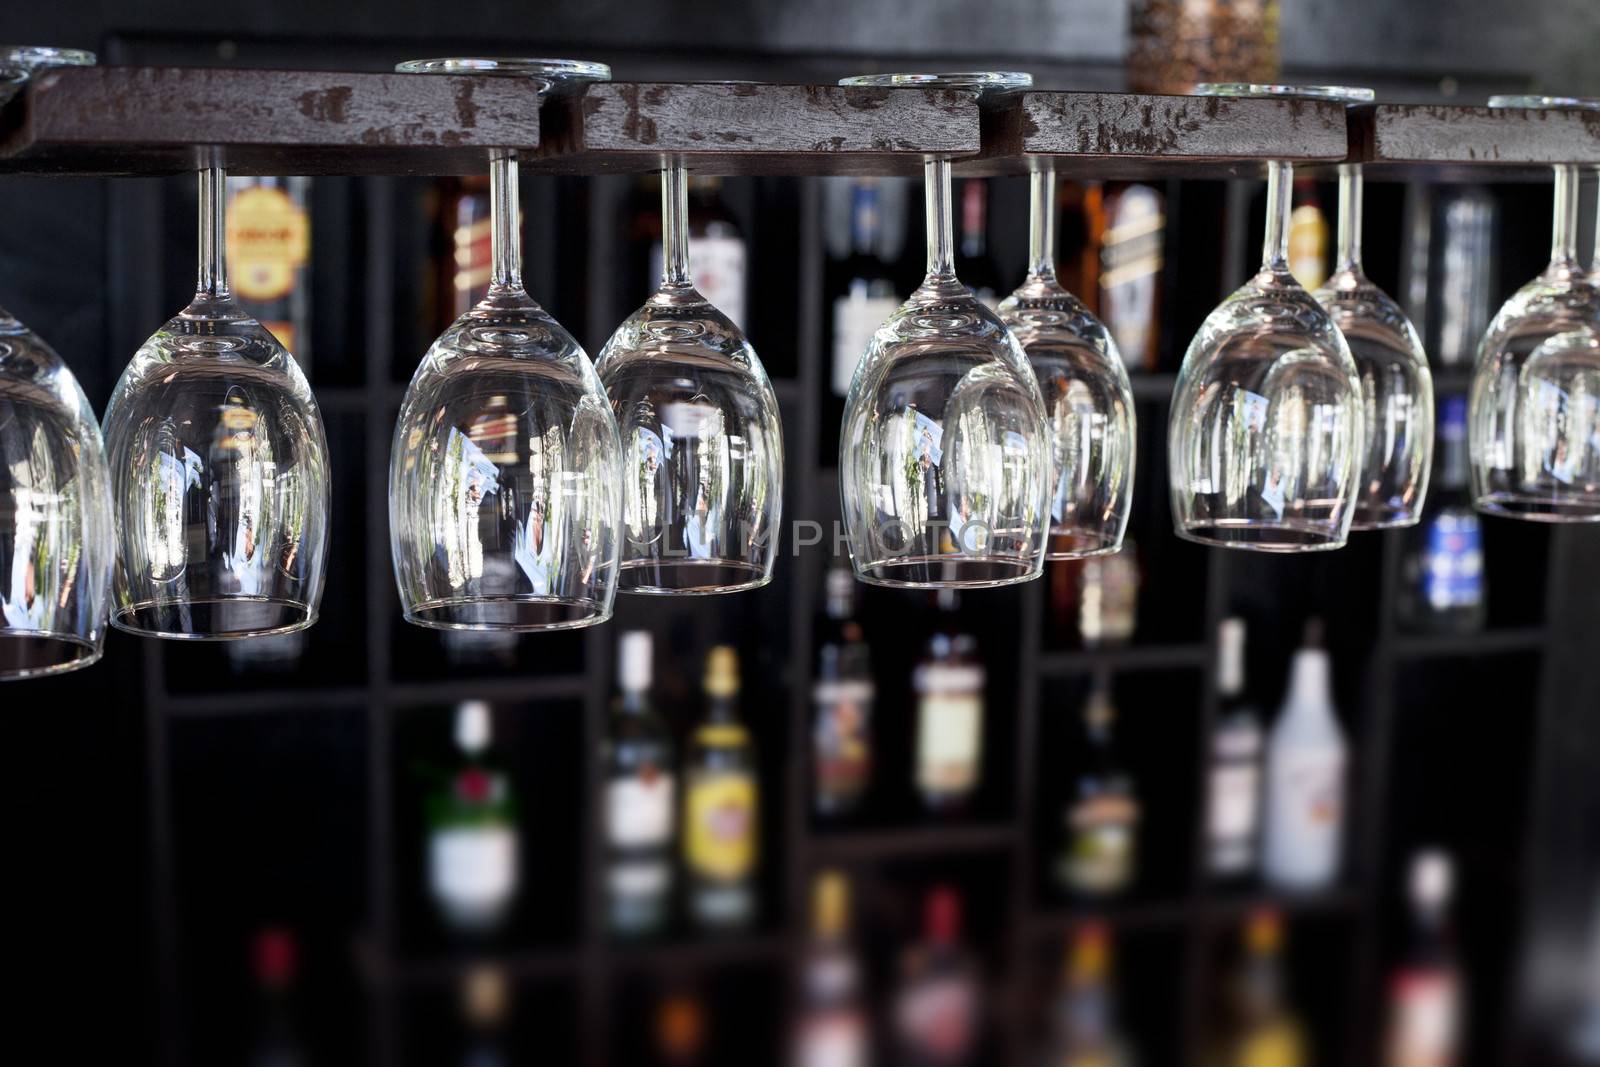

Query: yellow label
[227,186,310,302]
[1238,1023,1305,1067]
[684,772,756,879]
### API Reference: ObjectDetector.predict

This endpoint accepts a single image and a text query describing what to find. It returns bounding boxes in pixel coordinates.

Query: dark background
[2,1,1598,1064]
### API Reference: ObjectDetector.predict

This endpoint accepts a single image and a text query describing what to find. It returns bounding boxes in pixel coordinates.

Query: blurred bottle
[814,565,875,819]
[1079,541,1140,648]
[1400,396,1486,633]
[1127,0,1281,95]
[1384,850,1462,1067]
[649,176,747,328]
[831,179,902,397]
[791,870,870,1067]
[428,701,520,934]
[1099,183,1164,373]
[1262,621,1346,892]
[1427,189,1497,368]
[226,176,312,367]
[604,631,676,938]
[914,598,985,814]
[457,965,511,1067]
[655,984,711,1067]
[1208,908,1308,1067]
[955,179,1001,310]
[248,927,308,1067]
[1207,618,1264,882]
[1059,676,1140,898]
[227,629,306,676]
[894,887,982,1067]
[440,628,519,669]
[1288,178,1329,291]
[684,646,759,930]
[433,175,493,330]
[1043,922,1135,1067]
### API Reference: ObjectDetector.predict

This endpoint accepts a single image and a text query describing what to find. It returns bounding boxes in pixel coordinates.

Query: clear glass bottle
[427,701,520,935]
[1060,677,1141,898]
[603,631,676,938]
[813,566,875,819]
[1207,617,1264,882]
[683,646,759,929]
[1262,620,1346,892]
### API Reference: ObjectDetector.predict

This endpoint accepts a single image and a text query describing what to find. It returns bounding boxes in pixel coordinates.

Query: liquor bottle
[1207,618,1264,882]
[1099,183,1165,373]
[893,886,982,1067]
[457,964,511,1067]
[1209,908,1309,1067]
[1262,620,1346,892]
[655,984,710,1067]
[1044,922,1135,1067]
[1059,677,1141,898]
[1288,178,1329,291]
[790,870,869,1067]
[684,646,759,930]
[226,176,312,366]
[914,605,985,814]
[603,631,677,938]
[1384,850,1462,1067]
[813,565,875,819]
[1078,540,1140,648]
[1400,396,1486,633]
[1428,189,1497,368]
[650,176,747,328]
[427,701,520,934]
[247,927,308,1067]
[434,175,493,330]
[830,178,902,397]
[955,179,1002,310]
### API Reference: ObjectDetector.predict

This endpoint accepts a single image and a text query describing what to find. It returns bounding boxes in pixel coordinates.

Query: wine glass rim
[1194,83,1374,103]
[1487,94,1600,111]
[0,45,96,82]
[395,56,611,89]
[839,71,1033,92]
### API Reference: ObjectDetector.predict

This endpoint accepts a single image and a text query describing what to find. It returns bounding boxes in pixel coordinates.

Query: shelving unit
[5,52,1595,1067]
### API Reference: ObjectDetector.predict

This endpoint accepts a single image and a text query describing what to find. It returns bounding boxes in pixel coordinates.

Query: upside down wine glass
[0,45,113,676]
[596,159,782,593]
[1315,151,1435,529]
[837,72,1050,587]
[390,58,623,629]
[103,164,330,638]
[998,163,1135,558]
[1171,86,1363,551]
[1469,96,1600,522]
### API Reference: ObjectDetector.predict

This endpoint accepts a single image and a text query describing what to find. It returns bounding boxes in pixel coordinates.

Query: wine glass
[102,161,330,639]
[1170,86,1364,551]
[390,58,623,628]
[1470,96,1600,522]
[836,72,1050,588]
[0,41,111,678]
[596,160,782,593]
[1315,153,1434,529]
[998,163,1135,558]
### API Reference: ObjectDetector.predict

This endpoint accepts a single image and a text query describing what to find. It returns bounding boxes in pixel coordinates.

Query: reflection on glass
[390,58,623,629]
[103,166,329,638]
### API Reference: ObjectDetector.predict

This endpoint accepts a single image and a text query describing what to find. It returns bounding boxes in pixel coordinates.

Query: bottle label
[1065,794,1139,892]
[1100,185,1164,371]
[685,772,757,879]
[1208,763,1261,841]
[1387,971,1459,1067]
[1422,511,1484,611]
[916,692,982,794]
[797,1015,869,1067]
[429,825,518,917]
[606,773,675,846]
[651,236,747,328]
[226,184,309,303]
[831,289,900,396]
[895,975,977,1061]
[1267,746,1345,881]
[814,680,874,798]
[607,860,671,897]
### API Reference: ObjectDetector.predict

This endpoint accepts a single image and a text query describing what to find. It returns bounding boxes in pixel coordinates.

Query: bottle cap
[1410,849,1454,909]
[1218,617,1247,696]
[1070,921,1111,981]
[455,700,492,754]
[461,964,509,1027]
[618,631,653,692]
[252,927,297,988]
[703,645,740,698]
[1245,907,1283,955]
[1287,618,1332,709]
[812,870,851,940]
[925,885,962,944]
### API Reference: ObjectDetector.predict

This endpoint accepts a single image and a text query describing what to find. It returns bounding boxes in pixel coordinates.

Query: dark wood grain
[1350,102,1600,181]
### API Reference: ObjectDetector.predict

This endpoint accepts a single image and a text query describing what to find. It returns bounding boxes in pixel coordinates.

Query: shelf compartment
[807,822,1018,862]
[1037,643,1209,676]
[1391,626,1547,661]
[1351,102,1600,181]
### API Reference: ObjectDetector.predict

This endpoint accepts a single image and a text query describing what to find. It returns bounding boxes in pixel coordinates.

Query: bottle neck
[1335,163,1363,273]
[196,165,229,299]
[1261,160,1294,273]
[1028,166,1058,282]
[924,157,956,282]
[488,152,524,294]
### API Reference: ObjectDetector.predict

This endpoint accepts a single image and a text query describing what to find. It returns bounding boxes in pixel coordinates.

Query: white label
[1388,972,1459,1067]
[653,236,747,328]
[1208,764,1261,840]
[1265,746,1345,884]
[606,774,675,847]
[831,289,899,396]
[916,693,982,793]
[796,1016,869,1067]
[429,825,517,919]
[608,860,671,897]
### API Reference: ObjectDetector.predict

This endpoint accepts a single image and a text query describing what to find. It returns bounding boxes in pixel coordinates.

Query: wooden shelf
[1392,626,1547,661]
[1350,102,1600,181]
[1038,643,1209,676]
[807,822,1018,861]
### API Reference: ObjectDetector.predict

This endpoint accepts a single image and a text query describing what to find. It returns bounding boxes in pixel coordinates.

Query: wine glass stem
[924,157,956,280]
[661,161,692,289]
[197,165,228,298]
[1336,163,1363,273]
[1261,159,1293,271]
[489,151,523,292]
[1028,165,1057,281]
[1551,163,1580,268]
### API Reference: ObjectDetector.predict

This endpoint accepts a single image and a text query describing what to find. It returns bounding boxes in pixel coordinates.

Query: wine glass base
[1474,492,1600,523]
[0,631,101,680]
[1044,529,1123,560]
[112,597,318,641]
[618,560,772,596]
[405,595,611,632]
[1349,506,1422,532]
[1175,521,1346,553]
[852,554,1041,589]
